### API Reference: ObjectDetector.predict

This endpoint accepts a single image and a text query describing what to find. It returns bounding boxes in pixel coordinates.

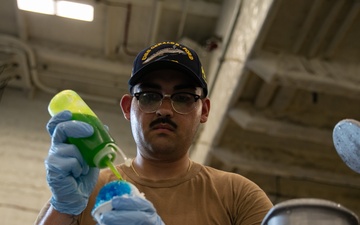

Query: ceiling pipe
[325,1,360,58]
[0,45,32,94]
[34,48,133,104]
[176,0,190,41]
[103,1,118,57]
[148,0,163,45]
[103,0,212,55]
[0,46,33,89]
[35,47,132,75]
[101,0,139,56]
[0,35,120,104]
[291,0,323,54]
[122,3,139,56]
[102,0,160,56]
[0,35,47,91]
[308,0,345,58]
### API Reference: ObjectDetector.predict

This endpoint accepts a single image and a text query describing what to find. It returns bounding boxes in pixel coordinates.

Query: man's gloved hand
[333,119,360,174]
[45,110,100,215]
[100,195,165,225]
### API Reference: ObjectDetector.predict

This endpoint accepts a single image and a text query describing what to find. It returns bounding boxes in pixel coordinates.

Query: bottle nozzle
[105,158,124,180]
[94,144,131,180]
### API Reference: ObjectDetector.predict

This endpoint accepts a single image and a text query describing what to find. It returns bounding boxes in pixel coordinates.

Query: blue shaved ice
[94,180,132,208]
[92,180,145,224]
[92,180,144,211]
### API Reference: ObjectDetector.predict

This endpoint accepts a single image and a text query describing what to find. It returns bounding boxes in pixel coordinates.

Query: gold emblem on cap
[141,42,194,63]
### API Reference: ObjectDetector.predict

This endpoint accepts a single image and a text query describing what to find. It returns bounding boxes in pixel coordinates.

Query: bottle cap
[93,143,119,168]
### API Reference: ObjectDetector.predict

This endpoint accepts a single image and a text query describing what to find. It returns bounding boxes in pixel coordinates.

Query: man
[35,41,273,225]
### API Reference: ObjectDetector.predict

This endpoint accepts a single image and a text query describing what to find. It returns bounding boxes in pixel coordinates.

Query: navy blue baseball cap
[129,41,208,96]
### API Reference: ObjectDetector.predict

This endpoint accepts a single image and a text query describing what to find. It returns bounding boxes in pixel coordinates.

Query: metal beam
[247,52,360,98]
[228,106,332,146]
[210,148,360,188]
[191,0,275,164]
[325,1,360,58]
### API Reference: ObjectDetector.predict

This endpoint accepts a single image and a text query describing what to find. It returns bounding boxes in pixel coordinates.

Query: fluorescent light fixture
[17,0,94,22]
[56,1,94,22]
[17,0,55,15]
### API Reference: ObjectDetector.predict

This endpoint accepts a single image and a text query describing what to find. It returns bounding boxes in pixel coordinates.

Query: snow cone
[92,180,144,224]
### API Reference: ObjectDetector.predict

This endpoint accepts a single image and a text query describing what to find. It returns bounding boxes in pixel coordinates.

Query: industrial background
[1,0,360,224]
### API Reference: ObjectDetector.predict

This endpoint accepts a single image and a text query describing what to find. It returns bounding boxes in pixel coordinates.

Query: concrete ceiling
[1,0,360,217]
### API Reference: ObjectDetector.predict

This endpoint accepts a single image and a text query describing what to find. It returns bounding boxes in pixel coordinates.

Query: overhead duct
[0,35,130,103]
[0,36,33,91]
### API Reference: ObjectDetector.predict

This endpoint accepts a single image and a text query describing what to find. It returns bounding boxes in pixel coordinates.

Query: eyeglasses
[133,91,201,114]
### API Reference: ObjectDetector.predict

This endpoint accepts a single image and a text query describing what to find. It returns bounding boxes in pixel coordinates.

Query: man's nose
[156,97,174,117]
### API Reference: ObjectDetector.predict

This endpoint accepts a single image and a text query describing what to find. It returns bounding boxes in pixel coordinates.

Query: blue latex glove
[333,119,360,174]
[100,196,165,225]
[45,110,100,215]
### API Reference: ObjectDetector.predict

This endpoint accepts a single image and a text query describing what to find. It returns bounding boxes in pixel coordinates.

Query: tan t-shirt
[79,161,273,225]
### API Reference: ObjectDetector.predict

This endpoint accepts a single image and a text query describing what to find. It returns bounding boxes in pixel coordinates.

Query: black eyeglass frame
[133,91,202,114]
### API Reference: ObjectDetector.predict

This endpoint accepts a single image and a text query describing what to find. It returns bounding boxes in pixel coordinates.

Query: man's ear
[200,98,210,123]
[120,94,132,121]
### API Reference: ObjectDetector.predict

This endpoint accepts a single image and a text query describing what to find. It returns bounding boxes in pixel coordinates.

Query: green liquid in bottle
[48,90,127,180]
[68,113,117,168]
[68,113,124,180]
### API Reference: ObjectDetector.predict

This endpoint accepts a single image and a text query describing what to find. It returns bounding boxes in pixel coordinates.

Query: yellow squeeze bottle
[48,90,129,180]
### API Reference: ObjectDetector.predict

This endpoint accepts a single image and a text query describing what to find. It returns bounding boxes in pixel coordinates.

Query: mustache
[150,117,177,129]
